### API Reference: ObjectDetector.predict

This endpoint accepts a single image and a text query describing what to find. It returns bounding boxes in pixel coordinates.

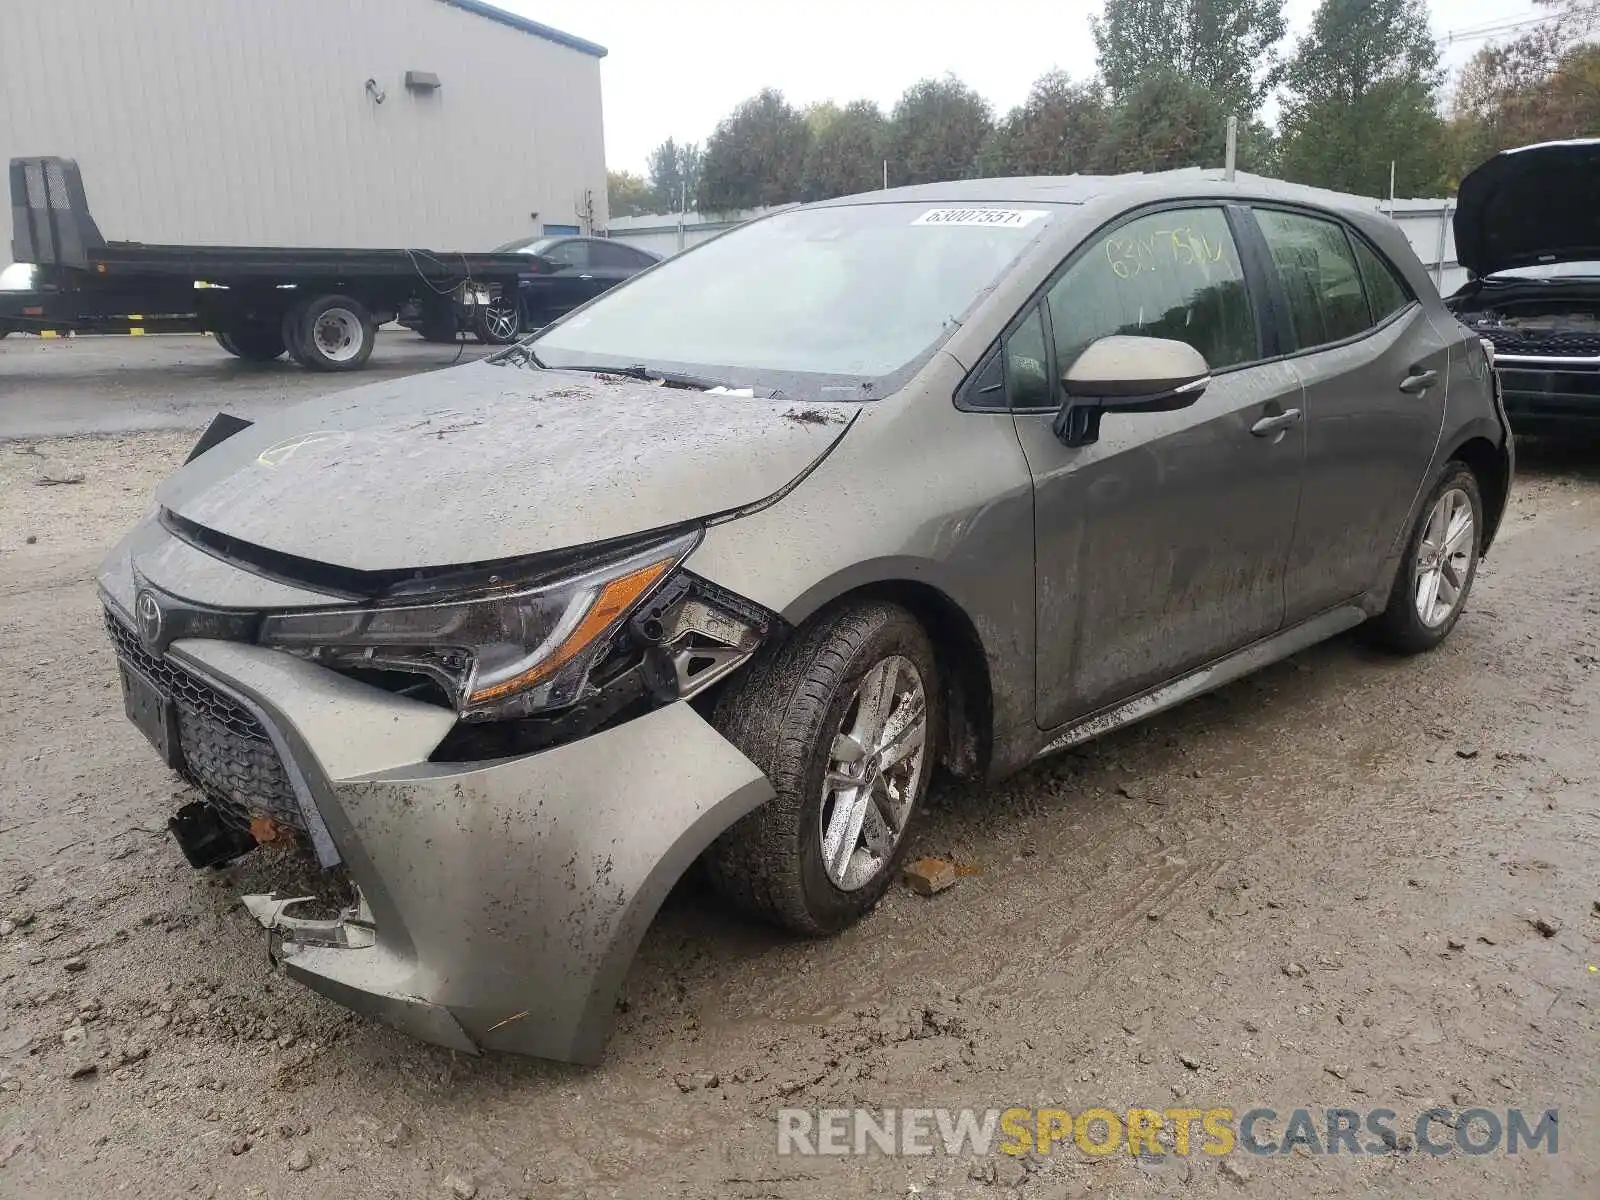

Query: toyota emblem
[135,589,164,650]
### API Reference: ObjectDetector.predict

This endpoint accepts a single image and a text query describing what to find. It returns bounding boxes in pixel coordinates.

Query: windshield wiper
[548,363,770,394]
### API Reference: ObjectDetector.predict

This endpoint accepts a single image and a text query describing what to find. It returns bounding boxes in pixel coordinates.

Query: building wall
[0,0,606,269]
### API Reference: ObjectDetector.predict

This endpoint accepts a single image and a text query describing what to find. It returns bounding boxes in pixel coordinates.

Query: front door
[1011,204,1306,729]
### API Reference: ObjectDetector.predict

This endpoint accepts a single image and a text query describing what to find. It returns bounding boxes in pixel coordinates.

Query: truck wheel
[472,298,522,345]
[215,324,285,362]
[703,601,941,935]
[290,295,376,371]
[281,301,312,367]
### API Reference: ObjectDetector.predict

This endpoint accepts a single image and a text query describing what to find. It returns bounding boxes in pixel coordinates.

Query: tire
[417,299,460,343]
[214,324,284,362]
[471,297,522,345]
[288,294,375,371]
[704,601,942,935]
[1364,461,1483,654]
[281,300,313,368]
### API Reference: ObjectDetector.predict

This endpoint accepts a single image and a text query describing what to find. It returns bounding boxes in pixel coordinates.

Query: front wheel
[1364,461,1483,654]
[704,602,941,935]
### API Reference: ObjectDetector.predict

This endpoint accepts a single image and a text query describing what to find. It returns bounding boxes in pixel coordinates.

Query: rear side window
[1255,210,1372,349]
[543,240,590,268]
[593,241,652,269]
[1044,206,1258,374]
[1351,237,1413,322]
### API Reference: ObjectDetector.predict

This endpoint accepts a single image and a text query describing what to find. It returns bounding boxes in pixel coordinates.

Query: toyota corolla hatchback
[100,172,1512,1063]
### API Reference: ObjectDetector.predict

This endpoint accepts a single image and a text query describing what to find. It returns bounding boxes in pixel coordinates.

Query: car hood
[1456,140,1600,277]
[156,360,857,574]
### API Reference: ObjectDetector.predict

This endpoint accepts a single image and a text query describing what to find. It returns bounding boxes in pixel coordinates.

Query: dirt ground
[1,422,1598,1199]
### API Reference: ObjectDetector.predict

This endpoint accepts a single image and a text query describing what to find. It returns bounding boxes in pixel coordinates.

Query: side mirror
[1053,335,1211,447]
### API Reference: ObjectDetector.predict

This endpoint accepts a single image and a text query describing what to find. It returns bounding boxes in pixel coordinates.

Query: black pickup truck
[1,157,531,370]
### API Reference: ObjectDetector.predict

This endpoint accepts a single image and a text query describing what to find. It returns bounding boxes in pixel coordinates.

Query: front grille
[105,611,305,836]
[1484,328,1600,358]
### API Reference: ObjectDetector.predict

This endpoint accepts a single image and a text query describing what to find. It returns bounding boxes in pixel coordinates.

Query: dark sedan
[403,235,661,345]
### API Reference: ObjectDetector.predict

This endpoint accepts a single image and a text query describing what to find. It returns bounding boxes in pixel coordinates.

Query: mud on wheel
[704,601,941,935]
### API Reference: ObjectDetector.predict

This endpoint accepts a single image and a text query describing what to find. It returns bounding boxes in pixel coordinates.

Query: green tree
[801,100,889,200]
[1094,69,1275,173]
[606,170,654,218]
[1092,0,1289,117]
[980,72,1110,176]
[1276,0,1447,196]
[887,75,994,186]
[1449,0,1600,181]
[645,138,704,213]
[696,90,810,211]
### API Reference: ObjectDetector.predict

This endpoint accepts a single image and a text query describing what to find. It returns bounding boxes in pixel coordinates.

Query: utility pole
[883,159,888,190]
[1224,117,1238,181]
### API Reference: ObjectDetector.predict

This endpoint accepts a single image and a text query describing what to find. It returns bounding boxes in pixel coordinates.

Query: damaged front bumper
[100,569,774,1063]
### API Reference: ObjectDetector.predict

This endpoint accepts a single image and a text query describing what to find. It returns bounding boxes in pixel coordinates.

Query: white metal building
[0,0,607,270]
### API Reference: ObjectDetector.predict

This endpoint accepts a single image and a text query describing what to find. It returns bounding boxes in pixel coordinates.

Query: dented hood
[1456,140,1600,277]
[157,360,856,572]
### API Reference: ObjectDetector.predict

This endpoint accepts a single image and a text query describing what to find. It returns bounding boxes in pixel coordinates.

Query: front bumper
[100,542,774,1064]
[1494,357,1600,431]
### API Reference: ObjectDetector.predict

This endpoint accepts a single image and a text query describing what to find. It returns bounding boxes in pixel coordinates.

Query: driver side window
[1045,207,1257,376]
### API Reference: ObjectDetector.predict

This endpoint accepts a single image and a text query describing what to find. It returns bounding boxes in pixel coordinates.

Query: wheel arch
[777,574,997,782]
[1445,430,1512,554]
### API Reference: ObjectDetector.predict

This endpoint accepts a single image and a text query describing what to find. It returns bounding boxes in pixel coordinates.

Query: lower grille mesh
[105,611,305,834]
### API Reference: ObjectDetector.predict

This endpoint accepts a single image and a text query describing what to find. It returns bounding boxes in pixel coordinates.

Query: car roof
[812,168,1385,226]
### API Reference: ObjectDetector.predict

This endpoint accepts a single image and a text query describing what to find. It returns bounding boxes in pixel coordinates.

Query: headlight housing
[258,530,700,720]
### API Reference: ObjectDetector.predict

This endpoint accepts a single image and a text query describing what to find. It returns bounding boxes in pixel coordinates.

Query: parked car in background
[99,172,1510,1064]
[402,235,661,345]
[1447,139,1600,433]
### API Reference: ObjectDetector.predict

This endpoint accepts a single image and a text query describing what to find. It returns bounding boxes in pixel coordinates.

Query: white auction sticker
[912,208,1050,228]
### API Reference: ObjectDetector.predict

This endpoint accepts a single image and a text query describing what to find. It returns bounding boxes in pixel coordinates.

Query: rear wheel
[214,324,284,362]
[704,602,941,934]
[1364,461,1483,654]
[287,294,375,371]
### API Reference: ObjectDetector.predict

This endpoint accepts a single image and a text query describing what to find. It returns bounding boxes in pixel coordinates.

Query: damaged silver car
[100,173,1512,1063]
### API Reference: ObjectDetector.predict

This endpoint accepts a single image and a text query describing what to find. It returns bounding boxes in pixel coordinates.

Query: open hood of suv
[1456,140,1600,278]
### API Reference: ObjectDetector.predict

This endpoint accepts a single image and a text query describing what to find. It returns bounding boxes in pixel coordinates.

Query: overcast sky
[502,0,1547,173]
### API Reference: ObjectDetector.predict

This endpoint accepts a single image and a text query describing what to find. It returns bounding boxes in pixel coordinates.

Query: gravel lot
[1,338,1598,1198]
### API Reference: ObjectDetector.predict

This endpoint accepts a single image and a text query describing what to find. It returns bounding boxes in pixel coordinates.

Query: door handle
[1399,368,1438,394]
[1250,408,1303,437]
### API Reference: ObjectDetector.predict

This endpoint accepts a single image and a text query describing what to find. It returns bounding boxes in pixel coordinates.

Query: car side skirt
[1033,604,1369,760]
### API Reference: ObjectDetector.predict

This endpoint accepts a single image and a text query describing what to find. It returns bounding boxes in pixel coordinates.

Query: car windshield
[1488,260,1600,281]
[527,202,1058,393]
[494,236,560,255]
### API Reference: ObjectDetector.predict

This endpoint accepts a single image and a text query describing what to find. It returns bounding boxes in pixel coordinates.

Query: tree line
[608,0,1600,216]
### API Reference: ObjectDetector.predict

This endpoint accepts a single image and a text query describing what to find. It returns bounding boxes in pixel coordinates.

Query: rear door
[1247,208,1449,620]
[1005,204,1307,728]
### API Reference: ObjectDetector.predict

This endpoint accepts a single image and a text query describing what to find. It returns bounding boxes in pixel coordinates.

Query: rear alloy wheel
[705,601,941,934]
[472,297,522,344]
[290,294,376,371]
[1365,461,1483,654]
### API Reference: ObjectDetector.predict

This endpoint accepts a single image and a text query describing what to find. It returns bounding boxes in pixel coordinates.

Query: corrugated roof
[437,0,607,57]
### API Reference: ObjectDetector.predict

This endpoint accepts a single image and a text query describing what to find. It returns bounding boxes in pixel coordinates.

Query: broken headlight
[258,531,701,720]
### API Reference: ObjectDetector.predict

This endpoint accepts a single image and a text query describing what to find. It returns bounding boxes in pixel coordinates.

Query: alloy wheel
[819,655,929,891]
[1415,486,1475,627]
